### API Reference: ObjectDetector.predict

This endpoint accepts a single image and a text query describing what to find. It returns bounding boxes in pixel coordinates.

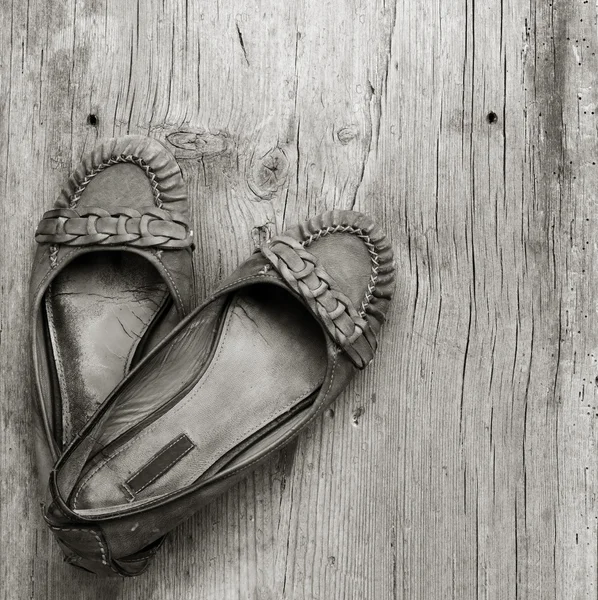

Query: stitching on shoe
[301,225,380,316]
[48,525,113,570]
[121,482,136,502]
[49,244,59,268]
[69,155,162,209]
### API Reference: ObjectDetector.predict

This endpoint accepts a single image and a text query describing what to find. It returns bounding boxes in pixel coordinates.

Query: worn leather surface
[44,209,394,576]
[45,253,171,447]
[70,286,327,509]
[30,135,195,497]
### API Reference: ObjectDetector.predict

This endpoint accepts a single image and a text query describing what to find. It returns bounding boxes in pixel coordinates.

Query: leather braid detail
[70,155,162,208]
[261,230,380,368]
[35,206,193,249]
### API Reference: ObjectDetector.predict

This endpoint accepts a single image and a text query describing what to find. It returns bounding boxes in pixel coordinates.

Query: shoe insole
[45,252,172,448]
[70,285,327,510]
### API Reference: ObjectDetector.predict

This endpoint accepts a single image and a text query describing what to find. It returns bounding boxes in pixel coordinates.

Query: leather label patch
[125,433,195,496]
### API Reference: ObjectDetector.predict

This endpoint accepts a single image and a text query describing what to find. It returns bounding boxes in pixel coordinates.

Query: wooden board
[1,0,596,597]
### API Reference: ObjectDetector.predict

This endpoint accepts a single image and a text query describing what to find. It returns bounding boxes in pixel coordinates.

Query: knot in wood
[337,126,358,145]
[248,146,289,200]
[166,130,231,159]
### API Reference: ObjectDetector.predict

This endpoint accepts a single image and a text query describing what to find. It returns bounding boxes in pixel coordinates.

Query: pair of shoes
[30,136,396,576]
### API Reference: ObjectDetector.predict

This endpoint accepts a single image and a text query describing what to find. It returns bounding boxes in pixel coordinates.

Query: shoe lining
[70,285,327,509]
[45,252,171,447]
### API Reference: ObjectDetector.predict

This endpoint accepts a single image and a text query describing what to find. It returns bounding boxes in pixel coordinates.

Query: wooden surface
[1,0,597,598]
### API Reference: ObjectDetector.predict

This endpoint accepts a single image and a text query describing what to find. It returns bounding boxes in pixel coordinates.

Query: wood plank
[1,0,597,598]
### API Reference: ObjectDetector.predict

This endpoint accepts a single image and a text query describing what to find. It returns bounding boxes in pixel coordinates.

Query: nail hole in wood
[487,111,498,124]
[87,114,99,127]
[352,406,364,426]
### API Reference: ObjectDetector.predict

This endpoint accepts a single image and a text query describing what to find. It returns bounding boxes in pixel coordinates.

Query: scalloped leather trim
[54,136,187,215]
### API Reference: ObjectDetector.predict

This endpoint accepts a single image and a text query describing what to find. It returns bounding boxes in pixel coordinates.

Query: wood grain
[1,0,596,598]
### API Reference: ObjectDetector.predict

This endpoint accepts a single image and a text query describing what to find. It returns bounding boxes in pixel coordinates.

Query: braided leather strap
[261,235,377,368]
[35,206,193,249]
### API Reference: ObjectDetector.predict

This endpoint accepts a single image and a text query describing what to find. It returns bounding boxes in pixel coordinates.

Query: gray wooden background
[1,0,596,598]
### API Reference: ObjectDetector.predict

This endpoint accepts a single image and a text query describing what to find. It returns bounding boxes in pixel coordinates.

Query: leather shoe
[44,209,394,576]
